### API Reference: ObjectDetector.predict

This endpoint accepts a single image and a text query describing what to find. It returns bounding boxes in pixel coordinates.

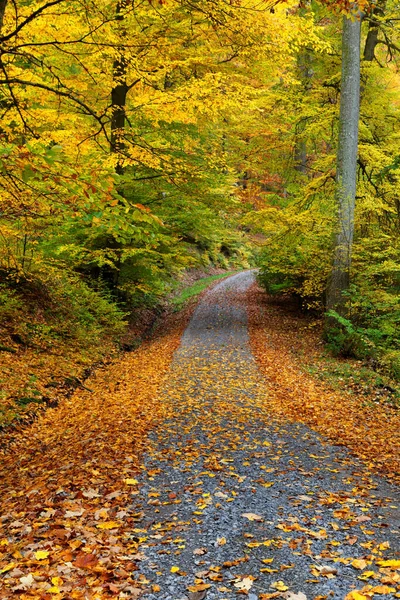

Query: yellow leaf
[96,521,120,529]
[187,584,211,592]
[48,576,62,594]
[358,571,376,581]
[125,478,139,485]
[271,581,288,591]
[260,568,279,573]
[35,550,49,560]
[352,559,368,570]
[345,592,369,600]
[171,566,180,573]
[369,585,396,594]
[217,537,227,546]
[376,560,400,569]
[0,562,15,573]
[246,542,261,548]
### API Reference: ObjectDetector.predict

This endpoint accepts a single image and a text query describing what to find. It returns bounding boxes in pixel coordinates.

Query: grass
[171,271,237,311]
[305,354,400,408]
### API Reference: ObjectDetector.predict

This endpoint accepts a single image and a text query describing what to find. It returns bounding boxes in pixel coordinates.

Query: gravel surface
[134,271,400,600]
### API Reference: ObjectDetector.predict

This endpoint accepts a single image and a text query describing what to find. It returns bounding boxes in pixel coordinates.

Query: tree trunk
[363,2,385,61]
[326,13,361,315]
[294,51,313,175]
[110,0,128,170]
[294,139,307,174]
[0,0,7,33]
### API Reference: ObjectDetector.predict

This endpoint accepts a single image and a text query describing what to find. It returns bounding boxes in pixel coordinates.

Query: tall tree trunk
[110,0,128,171]
[326,13,361,315]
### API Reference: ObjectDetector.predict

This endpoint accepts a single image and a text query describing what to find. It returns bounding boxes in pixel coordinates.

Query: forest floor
[0,271,399,600]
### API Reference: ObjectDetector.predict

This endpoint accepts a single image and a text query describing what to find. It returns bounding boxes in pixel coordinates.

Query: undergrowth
[0,268,236,428]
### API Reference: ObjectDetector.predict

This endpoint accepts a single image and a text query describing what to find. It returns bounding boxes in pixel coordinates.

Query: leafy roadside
[169,270,237,312]
[0,303,193,598]
[0,270,234,430]
[247,284,400,484]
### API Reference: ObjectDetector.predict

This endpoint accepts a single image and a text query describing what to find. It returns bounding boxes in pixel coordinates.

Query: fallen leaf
[188,592,207,600]
[234,577,253,591]
[217,537,227,546]
[368,585,396,594]
[18,573,35,590]
[271,580,289,591]
[74,553,98,569]
[193,547,208,555]
[354,515,371,523]
[376,560,400,569]
[187,584,211,592]
[314,565,337,577]
[96,521,120,529]
[171,566,180,573]
[358,571,376,581]
[64,509,84,518]
[345,592,369,600]
[242,512,263,521]
[0,562,16,573]
[82,488,100,498]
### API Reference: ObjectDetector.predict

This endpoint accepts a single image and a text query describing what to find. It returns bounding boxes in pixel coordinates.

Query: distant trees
[253,2,400,376]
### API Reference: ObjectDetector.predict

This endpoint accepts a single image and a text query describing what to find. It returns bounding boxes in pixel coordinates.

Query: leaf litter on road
[0,272,399,599]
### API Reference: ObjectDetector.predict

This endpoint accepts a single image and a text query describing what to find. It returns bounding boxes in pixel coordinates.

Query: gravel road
[134,271,400,600]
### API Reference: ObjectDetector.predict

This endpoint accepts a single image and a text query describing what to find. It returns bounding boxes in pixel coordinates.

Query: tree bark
[294,51,313,175]
[0,0,7,34]
[363,2,385,61]
[110,0,128,169]
[326,13,361,315]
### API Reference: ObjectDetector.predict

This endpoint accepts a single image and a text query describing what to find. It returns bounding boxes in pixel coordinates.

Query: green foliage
[306,357,399,407]
[253,203,334,310]
[325,310,376,358]
[248,5,400,380]
[0,268,126,351]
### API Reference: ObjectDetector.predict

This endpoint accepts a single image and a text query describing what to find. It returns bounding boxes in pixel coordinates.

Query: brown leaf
[188,591,207,600]
[242,512,264,521]
[74,553,98,569]
[193,547,207,555]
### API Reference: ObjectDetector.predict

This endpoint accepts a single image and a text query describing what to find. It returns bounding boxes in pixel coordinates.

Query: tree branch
[0,0,65,43]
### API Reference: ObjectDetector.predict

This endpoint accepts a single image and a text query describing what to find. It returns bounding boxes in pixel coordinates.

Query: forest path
[0,271,399,600]
[135,271,400,600]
